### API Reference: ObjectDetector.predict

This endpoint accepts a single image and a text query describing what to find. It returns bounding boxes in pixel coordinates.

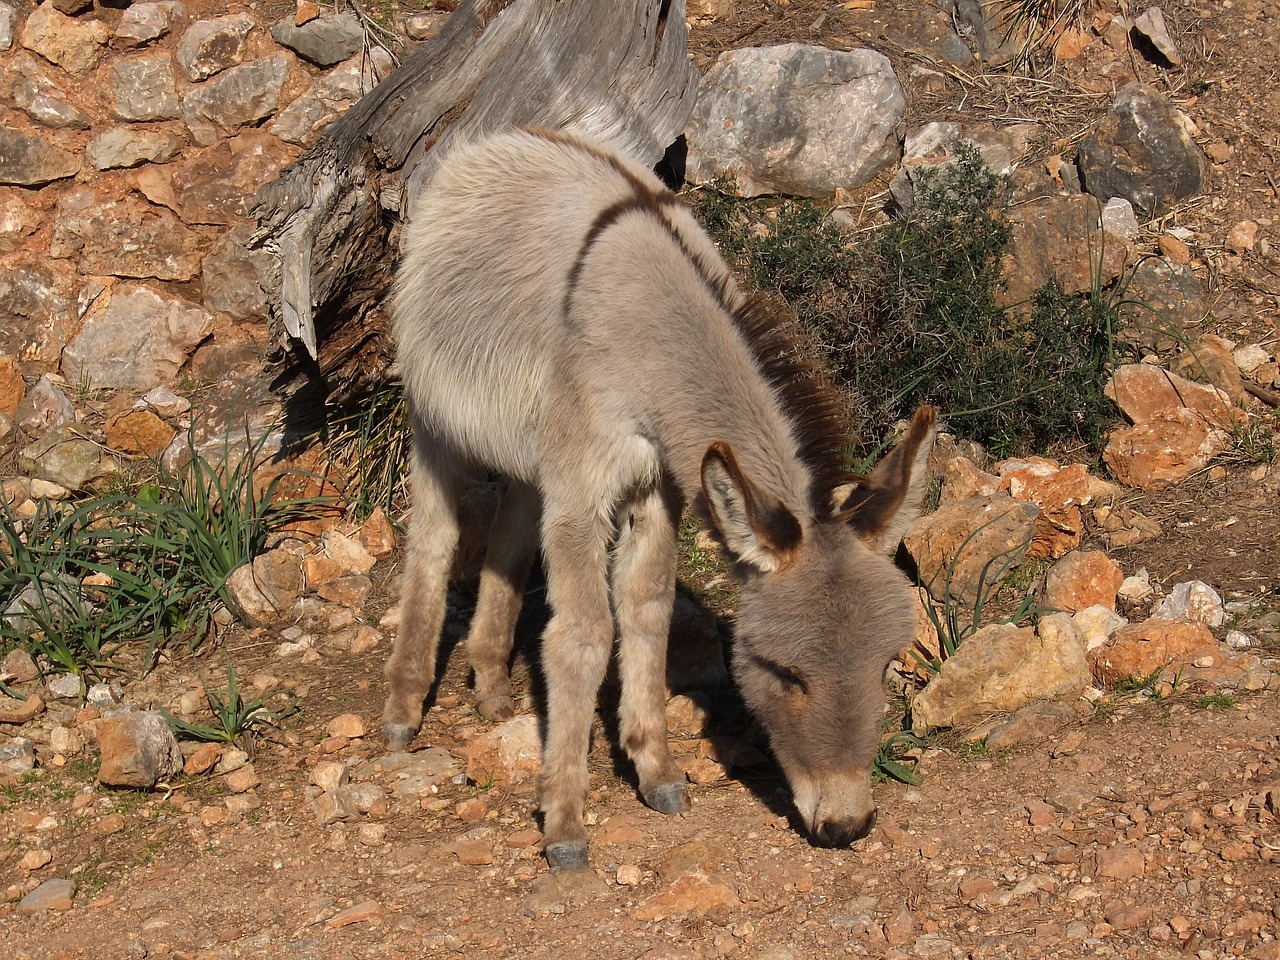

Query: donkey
[384,128,936,871]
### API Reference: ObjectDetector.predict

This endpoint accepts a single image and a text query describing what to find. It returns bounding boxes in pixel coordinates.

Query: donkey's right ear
[834,406,937,554]
[701,442,802,574]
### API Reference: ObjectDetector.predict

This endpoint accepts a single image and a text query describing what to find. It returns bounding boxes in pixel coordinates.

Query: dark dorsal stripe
[544,126,860,516]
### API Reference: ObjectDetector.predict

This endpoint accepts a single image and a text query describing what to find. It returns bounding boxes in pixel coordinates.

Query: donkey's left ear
[834,406,937,554]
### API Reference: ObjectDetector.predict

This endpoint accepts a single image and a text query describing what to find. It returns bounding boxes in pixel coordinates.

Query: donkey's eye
[754,656,808,694]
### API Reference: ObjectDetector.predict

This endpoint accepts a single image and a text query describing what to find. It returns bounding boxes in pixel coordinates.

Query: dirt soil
[4,2,1280,958]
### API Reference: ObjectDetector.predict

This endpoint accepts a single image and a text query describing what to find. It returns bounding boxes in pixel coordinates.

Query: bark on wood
[250,0,700,395]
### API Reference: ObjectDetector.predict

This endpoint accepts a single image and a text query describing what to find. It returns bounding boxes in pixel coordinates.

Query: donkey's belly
[405,328,549,483]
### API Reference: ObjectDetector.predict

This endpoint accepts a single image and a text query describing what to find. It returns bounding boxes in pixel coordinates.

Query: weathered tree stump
[250,0,700,395]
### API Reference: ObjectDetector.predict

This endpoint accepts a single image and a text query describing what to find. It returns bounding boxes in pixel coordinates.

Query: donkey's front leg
[382,428,463,751]
[613,483,689,815]
[537,503,615,872]
[467,478,540,721]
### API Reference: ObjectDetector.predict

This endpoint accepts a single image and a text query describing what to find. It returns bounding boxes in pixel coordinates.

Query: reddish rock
[1158,234,1192,263]
[997,458,1093,559]
[1097,846,1145,881]
[302,553,343,590]
[316,573,373,607]
[446,837,494,866]
[96,710,184,788]
[322,530,376,575]
[0,692,46,724]
[464,714,541,787]
[1044,551,1125,613]
[0,353,24,417]
[1172,334,1246,405]
[223,763,259,793]
[665,692,712,738]
[1103,409,1231,490]
[327,712,366,739]
[357,506,396,556]
[632,867,741,921]
[1106,364,1242,429]
[903,494,1039,606]
[1087,619,1214,684]
[1,647,40,683]
[225,549,304,625]
[327,900,382,927]
[183,741,223,776]
[20,4,108,73]
[105,409,176,458]
[17,878,75,915]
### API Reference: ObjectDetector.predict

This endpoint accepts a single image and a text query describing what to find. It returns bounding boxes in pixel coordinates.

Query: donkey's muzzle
[815,808,877,847]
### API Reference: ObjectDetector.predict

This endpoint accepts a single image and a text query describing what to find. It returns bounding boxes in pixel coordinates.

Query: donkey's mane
[731,296,864,516]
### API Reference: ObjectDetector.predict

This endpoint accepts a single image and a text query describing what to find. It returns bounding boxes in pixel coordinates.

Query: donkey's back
[394,128,730,483]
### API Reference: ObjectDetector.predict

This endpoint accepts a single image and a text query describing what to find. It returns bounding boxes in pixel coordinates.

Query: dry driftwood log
[250,0,700,394]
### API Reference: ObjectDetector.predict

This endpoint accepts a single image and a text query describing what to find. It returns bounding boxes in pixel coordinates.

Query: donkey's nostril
[815,809,877,847]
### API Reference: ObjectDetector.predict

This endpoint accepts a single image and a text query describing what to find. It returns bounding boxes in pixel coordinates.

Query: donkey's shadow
[427,575,802,830]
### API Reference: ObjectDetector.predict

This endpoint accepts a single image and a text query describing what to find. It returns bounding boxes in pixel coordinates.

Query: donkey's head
[701,407,936,846]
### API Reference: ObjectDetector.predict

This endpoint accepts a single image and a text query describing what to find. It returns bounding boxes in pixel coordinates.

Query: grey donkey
[384,128,937,872]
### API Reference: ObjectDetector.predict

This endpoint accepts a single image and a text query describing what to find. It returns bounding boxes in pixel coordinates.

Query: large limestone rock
[1103,408,1231,490]
[270,13,363,67]
[62,285,212,391]
[51,188,202,281]
[3,54,93,130]
[903,494,1039,606]
[19,1,109,73]
[96,709,184,788]
[464,714,542,787]
[1077,83,1206,217]
[686,43,904,197]
[0,260,80,367]
[201,226,273,321]
[996,457,1097,559]
[1087,619,1214,684]
[85,128,183,171]
[911,618,1091,733]
[225,548,305,625]
[1044,550,1124,613]
[114,2,186,48]
[181,54,289,146]
[0,126,79,186]
[1119,258,1208,355]
[0,189,39,254]
[1107,364,1241,430]
[137,131,295,225]
[271,49,390,146]
[176,15,255,81]
[998,194,1131,309]
[18,423,117,490]
[107,55,181,121]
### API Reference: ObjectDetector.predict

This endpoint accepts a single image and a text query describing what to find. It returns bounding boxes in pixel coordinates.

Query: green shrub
[693,144,1124,460]
[0,429,329,676]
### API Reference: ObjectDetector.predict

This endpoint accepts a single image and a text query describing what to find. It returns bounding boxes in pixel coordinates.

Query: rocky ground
[2,0,1280,958]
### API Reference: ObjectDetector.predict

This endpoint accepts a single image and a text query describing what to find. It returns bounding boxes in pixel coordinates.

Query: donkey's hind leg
[467,478,540,721]
[382,427,464,751]
[613,482,689,816]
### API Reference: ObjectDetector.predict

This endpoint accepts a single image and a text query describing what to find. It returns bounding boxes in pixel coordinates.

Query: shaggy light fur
[385,128,936,870]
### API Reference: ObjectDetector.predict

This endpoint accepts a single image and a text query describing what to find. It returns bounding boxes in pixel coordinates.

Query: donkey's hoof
[643,781,691,815]
[476,696,516,722]
[383,723,417,752]
[544,839,589,872]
